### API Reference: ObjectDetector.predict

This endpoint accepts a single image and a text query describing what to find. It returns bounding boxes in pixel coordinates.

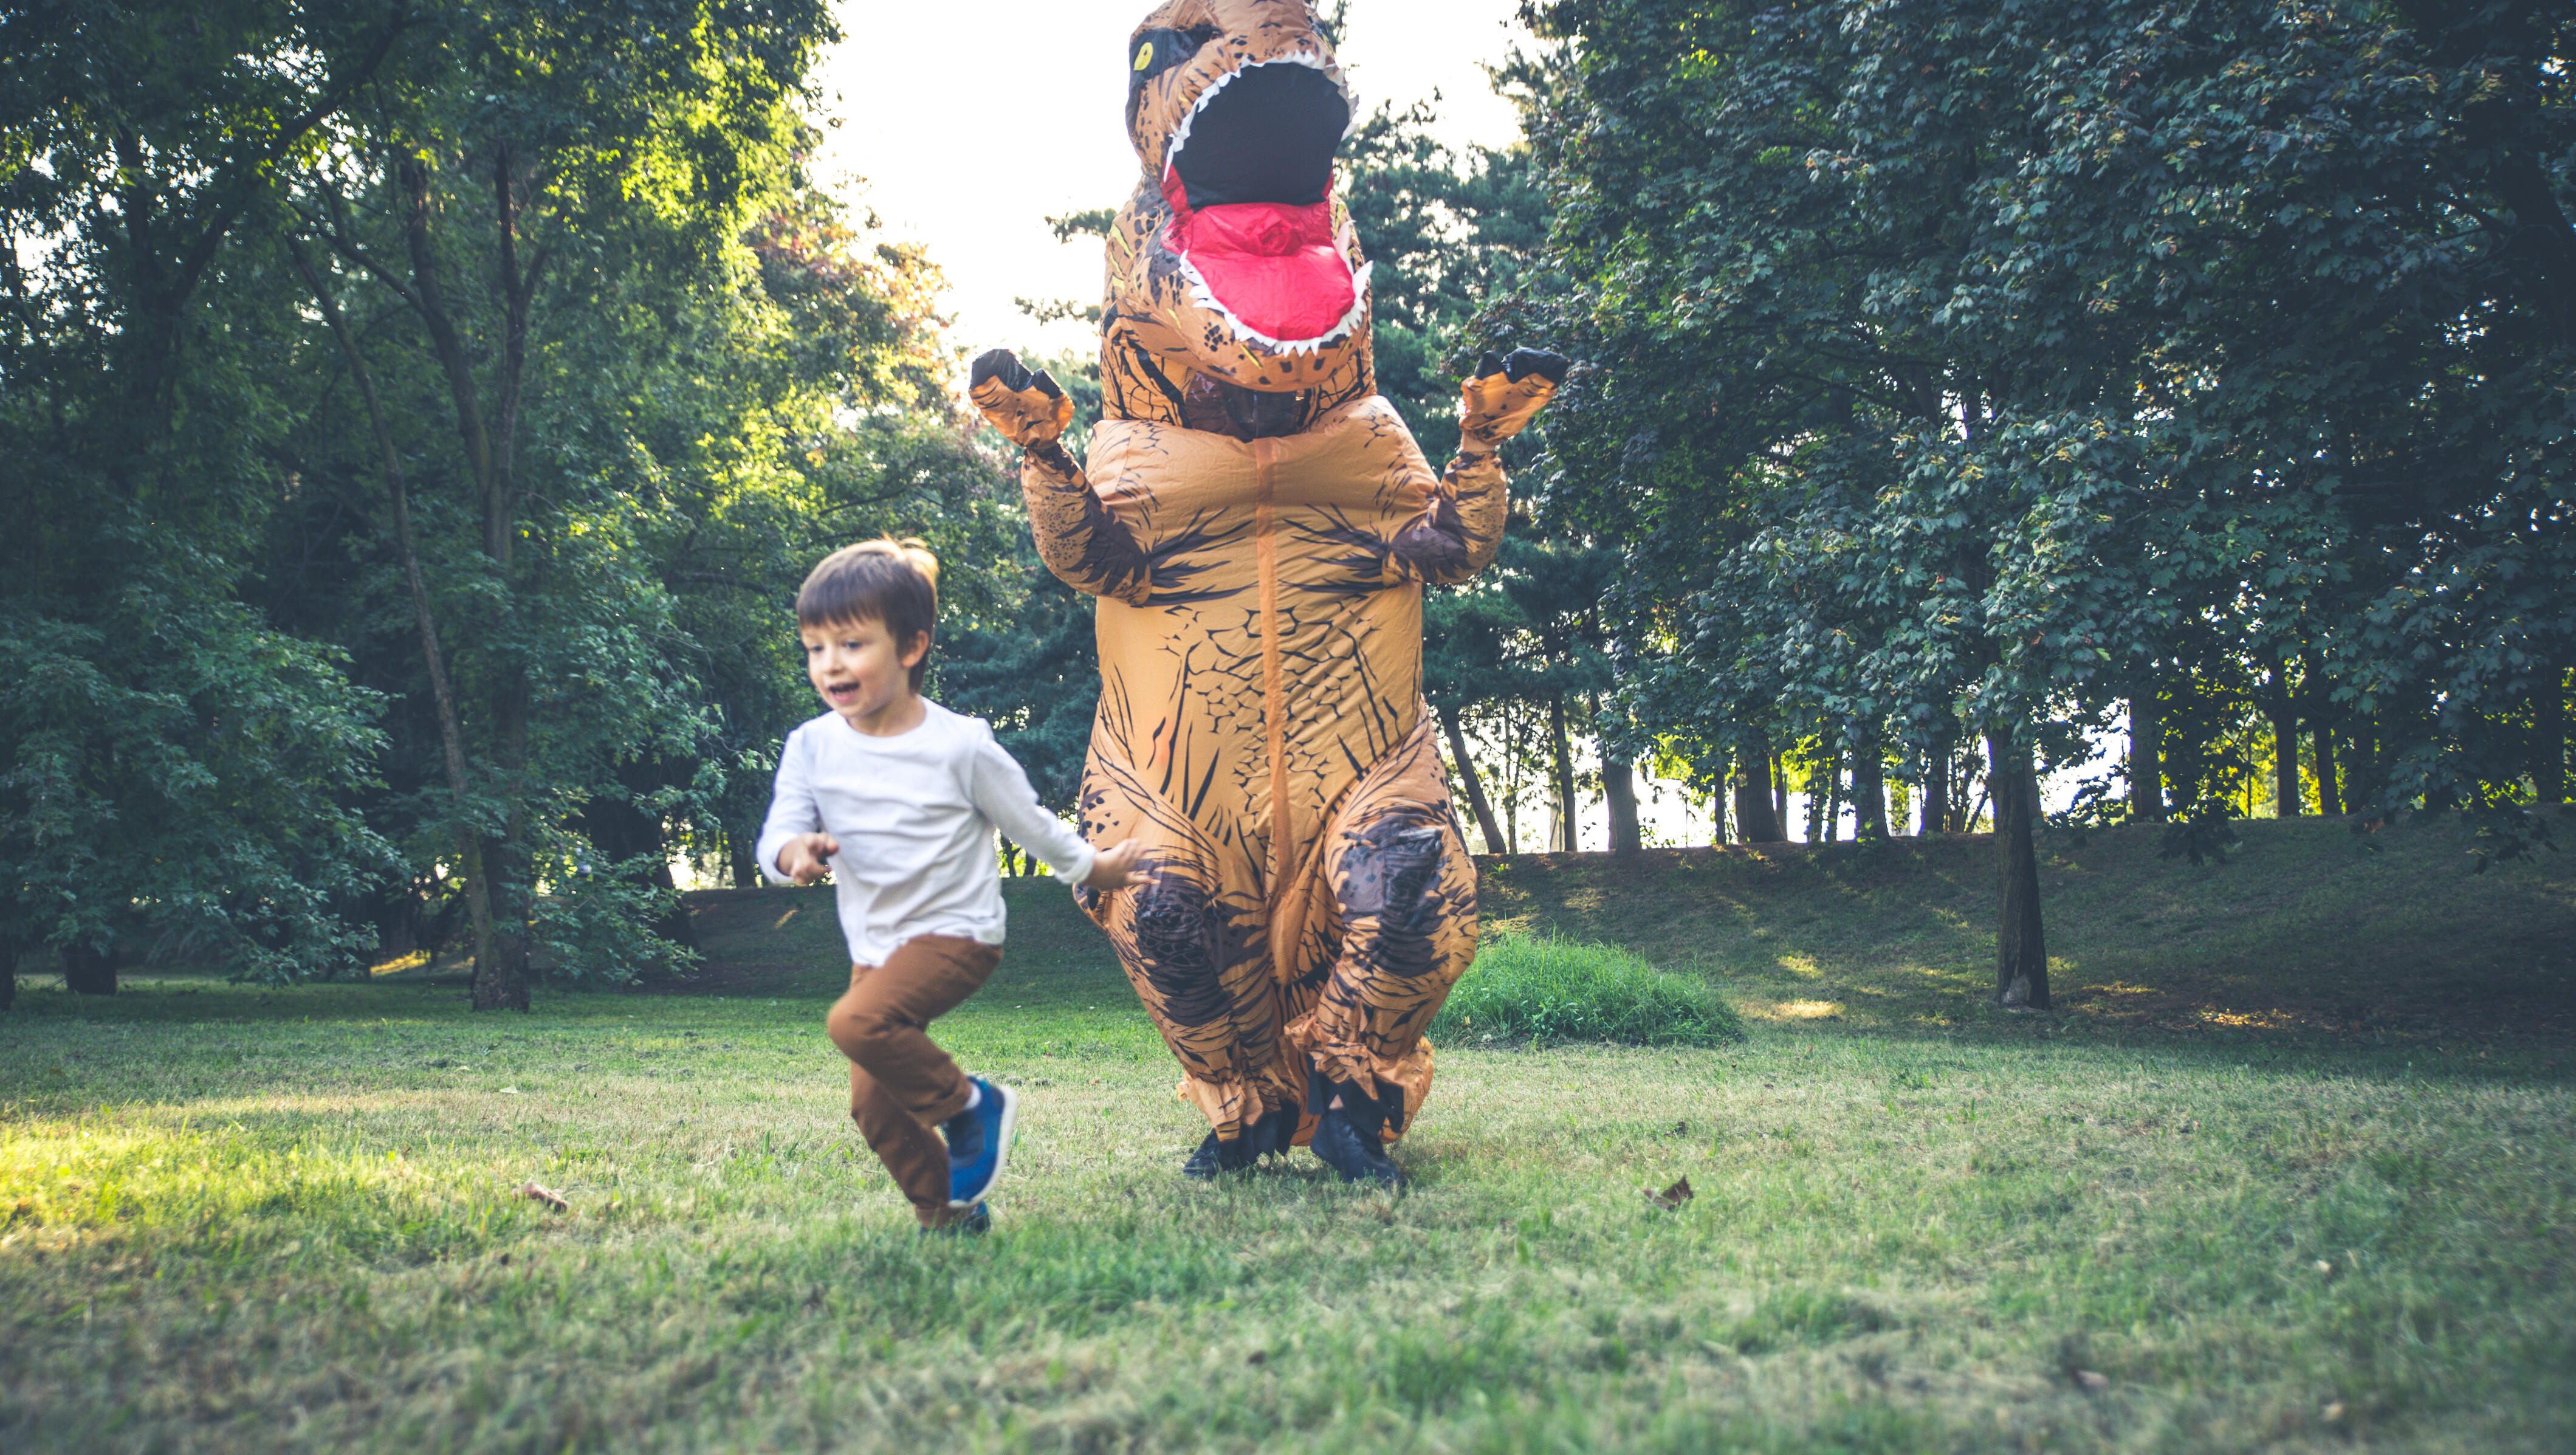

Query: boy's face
[800,615,929,731]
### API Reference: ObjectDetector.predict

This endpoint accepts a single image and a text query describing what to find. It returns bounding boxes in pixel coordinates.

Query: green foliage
[1522,0,2574,836]
[0,0,1011,991]
[938,557,1101,819]
[0,1,413,979]
[0,590,392,981]
[1432,932,1743,1045]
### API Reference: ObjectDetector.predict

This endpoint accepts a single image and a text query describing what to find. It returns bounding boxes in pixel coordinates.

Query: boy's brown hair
[797,538,941,690]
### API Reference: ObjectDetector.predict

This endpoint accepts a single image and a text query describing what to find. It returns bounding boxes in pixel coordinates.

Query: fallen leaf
[1245,1349,1268,1366]
[2074,1369,2109,1391]
[2323,1402,2344,1422]
[2313,1259,2333,1275]
[1645,1177,1694,1210]
[1669,1120,1691,1137]
[498,1087,521,1096]
[516,1180,570,1213]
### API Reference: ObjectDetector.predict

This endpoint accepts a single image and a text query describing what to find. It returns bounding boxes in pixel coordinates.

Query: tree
[4,0,998,1008]
[1522,0,2574,1013]
[2,1,408,990]
[272,0,842,1007]
[1522,0,2247,1007]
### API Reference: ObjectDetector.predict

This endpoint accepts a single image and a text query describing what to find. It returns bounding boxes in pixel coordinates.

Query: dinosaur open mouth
[1163,57,1365,353]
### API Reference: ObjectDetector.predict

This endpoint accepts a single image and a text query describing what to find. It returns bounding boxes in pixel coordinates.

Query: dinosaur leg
[1077,742,1286,1154]
[1285,715,1478,1149]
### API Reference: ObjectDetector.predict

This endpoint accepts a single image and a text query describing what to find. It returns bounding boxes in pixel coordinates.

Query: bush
[1431,933,1745,1047]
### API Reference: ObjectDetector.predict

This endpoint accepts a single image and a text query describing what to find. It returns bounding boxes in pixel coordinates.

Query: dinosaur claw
[970,348,1032,392]
[969,349,1075,447]
[1457,343,1567,449]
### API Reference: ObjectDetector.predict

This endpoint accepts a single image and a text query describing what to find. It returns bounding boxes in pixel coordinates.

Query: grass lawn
[3,815,2571,1453]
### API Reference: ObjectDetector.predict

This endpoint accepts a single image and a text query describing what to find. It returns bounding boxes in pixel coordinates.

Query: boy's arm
[960,731,1099,887]
[752,731,824,886]
[968,349,1155,607]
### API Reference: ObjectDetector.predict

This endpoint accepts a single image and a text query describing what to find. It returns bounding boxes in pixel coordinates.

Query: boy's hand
[776,832,839,886]
[1082,839,1144,892]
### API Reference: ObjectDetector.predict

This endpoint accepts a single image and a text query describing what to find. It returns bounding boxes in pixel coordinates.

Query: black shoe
[918,1200,991,1236]
[1245,1103,1299,1158]
[1181,1102,1304,1179]
[1181,1128,1262,1180]
[1308,1077,1404,1188]
[1182,1130,1233,1180]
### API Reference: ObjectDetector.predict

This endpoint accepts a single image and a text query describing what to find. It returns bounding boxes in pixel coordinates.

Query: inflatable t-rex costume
[970,0,1561,1186]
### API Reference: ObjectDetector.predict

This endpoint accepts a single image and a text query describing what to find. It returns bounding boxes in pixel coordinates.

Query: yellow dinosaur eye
[1134,40,1154,71]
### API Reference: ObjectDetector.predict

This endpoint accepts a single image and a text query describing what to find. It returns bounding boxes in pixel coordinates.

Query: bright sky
[809,0,1534,359]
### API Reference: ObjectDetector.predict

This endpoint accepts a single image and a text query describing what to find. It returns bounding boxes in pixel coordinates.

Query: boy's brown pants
[823,933,1001,1229]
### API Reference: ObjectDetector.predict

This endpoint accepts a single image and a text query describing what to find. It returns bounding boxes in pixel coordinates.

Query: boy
[758,538,1138,1233]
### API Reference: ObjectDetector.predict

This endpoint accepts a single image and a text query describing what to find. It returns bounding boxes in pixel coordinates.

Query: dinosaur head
[1110,0,1370,400]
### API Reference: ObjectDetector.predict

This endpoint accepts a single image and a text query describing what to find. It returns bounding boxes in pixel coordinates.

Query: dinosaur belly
[1085,398,1435,896]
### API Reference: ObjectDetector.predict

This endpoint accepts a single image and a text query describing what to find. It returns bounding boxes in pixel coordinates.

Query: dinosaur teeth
[1163,55,1358,177]
[1153,47,1365,355]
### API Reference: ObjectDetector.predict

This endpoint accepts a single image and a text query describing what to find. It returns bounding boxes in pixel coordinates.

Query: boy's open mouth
[1161,57,1364,352]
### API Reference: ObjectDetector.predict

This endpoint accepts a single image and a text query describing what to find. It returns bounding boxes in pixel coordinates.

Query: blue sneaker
[943,1076,1016,1207]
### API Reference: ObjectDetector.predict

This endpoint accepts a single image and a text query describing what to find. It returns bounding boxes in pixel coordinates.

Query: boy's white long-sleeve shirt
[754,701,1096,967]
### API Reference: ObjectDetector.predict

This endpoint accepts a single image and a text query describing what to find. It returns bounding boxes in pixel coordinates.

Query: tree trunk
[384,151,538,1013]
[2268,668,2300,817]
[1548,693,1576,853]
[476,692,535,1012]
[1923,739,1952,834]
[1733,745,1785,842]
[2312,715,2341,815]
[1987,729,2049,1010]
[2129,693,2163,821]
[1852,727,1887,840]
[1,937,16,1012]
[1773,753,1788,830]
[1602,756,1641,856]
[1440,704,1509,853]
[287,238,497,983]
[2536,664,2567,806]
[62,944,117,996]
[1821,734,1843,842]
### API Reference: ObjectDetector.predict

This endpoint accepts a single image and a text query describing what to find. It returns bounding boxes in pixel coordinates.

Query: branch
[301,187,421,312]
[168,7,413,307]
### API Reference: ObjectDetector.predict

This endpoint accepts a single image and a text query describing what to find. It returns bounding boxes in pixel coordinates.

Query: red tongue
[1163,168,1356,344]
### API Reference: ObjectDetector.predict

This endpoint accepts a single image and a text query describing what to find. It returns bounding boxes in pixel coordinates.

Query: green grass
[2,816,2572,1453]
[1434,933,1745,1046]
[1477,811,2576,1047]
